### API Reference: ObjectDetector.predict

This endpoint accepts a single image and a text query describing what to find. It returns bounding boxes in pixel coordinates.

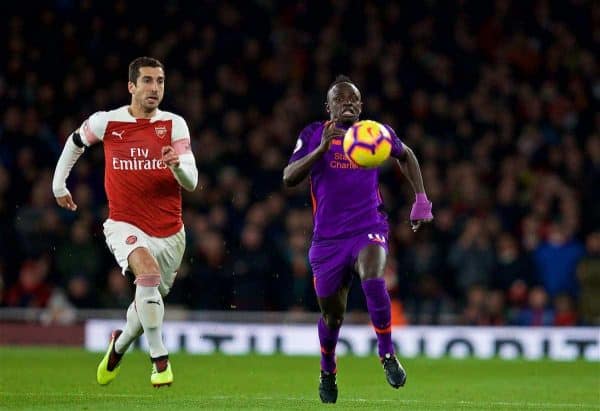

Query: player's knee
[359,267,384,281]
[128,247,160,275]
[324,313,344,329]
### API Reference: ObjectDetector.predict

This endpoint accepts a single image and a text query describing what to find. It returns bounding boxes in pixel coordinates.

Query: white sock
[115,302,143,354]
[135,284,168,358]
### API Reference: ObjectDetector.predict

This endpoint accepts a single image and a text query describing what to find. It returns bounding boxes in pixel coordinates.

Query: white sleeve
[52,111,107,197]
[171,152,198,192]
[169,115,197,191]
[52,134,85,197]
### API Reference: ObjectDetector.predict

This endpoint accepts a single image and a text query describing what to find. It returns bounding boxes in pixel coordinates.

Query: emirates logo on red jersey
[126,235,138,245]
[155,125,167,139]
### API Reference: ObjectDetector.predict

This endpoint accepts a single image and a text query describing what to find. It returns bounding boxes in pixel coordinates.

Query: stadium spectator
[55,219,102,286]
[461,285,487,326]
[553,293,578,326]
[484,289,508,326]
[448,217,495,297]
[492,232,537,292]
[4,257,53,308]
[65,275,98,309]
[99,267,133,309]
[533,222,585,299]
[512,286,555,326]
[230,224,271,310]
[184,229,233,310]
[577,232,600,325]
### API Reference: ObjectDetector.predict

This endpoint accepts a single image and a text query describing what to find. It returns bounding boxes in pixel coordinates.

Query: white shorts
[103,219,186,296]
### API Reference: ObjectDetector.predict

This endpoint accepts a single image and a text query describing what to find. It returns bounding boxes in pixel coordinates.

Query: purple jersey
[288,121,404,241]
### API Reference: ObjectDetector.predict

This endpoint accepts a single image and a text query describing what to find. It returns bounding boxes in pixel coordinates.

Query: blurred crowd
[1,0,599,325]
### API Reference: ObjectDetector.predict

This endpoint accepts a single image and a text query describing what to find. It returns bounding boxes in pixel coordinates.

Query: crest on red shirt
[155,125,167,139]
[126,235,137,245]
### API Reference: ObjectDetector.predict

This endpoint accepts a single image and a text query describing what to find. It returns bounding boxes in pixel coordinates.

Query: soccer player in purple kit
[283,75,433,403]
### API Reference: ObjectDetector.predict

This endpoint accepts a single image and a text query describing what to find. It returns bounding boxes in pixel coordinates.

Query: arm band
[72,131,85,148]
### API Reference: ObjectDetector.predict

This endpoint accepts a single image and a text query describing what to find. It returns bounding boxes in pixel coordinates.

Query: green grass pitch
[1,347,598,410]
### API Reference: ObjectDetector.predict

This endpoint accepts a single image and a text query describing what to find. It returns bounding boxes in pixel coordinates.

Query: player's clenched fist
[161,146,180,168]
[319,121,345,153]
[410,193,434,232]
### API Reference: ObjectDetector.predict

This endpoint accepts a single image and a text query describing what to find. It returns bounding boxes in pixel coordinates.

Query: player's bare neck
[128,104,157,119]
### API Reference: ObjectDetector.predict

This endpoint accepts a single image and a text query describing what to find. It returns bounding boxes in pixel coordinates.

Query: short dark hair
[128,57,164,84]
[328,74,356,92]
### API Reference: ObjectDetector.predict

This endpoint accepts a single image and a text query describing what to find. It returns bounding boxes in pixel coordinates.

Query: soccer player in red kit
[52,57,198,387]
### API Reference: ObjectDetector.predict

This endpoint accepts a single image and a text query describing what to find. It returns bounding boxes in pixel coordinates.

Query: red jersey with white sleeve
[80,106,192,237]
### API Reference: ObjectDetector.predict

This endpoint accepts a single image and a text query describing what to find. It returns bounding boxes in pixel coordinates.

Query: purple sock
[362,277,394,358]
[318,317,340,373]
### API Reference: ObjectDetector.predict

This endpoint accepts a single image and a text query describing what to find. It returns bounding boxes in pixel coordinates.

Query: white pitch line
[1,392,597,409]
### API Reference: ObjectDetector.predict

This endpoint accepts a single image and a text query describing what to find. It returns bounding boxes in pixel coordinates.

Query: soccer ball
[343,120,392,168]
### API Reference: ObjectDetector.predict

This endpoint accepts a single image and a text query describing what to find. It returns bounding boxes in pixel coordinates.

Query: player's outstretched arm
[395,143,433,232]
[283,122,344,187]
[52,131,88,211]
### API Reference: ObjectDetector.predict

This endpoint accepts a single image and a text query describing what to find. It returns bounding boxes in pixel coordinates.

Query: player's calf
[135,274,168,357]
